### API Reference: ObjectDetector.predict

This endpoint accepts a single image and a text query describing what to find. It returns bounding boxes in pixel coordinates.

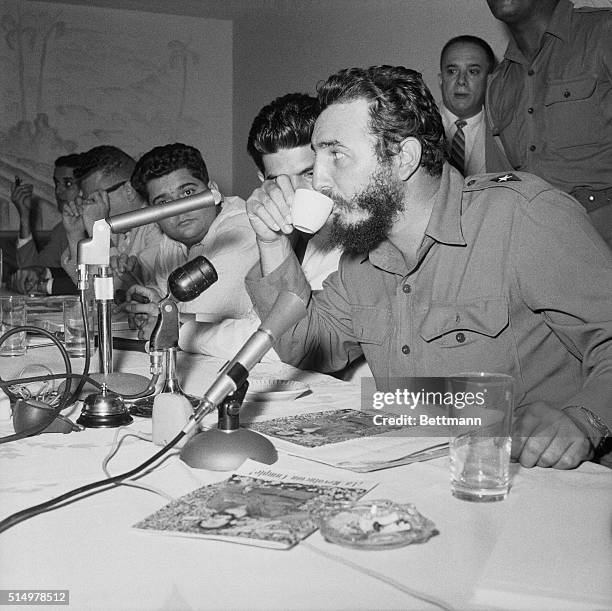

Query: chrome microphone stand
[74,190,217,427]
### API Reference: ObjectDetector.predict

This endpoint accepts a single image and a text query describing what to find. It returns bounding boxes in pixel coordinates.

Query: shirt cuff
[245,253,312,323]
[563,383,612,433]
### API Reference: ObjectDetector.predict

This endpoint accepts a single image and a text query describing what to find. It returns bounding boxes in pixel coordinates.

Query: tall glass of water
[63,296,94,358]
[0,296,27,356]
[447,373,514,502]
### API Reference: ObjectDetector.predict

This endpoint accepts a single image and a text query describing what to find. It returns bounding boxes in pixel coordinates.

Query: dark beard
[327,165,405,255]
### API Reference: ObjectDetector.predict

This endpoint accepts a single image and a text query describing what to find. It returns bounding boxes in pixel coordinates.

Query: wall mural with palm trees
[0,0,232,231]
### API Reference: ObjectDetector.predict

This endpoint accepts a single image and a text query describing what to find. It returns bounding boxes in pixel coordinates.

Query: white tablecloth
[0,347,611,611]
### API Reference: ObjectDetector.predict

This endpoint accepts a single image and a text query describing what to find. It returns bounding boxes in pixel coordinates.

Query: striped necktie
[449,119,467,175]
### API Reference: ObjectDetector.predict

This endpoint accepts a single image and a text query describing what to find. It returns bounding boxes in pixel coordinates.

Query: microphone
[106,190,218,234]
[193,291,308,420]
[148,257,218,352]
[168,256,218,302]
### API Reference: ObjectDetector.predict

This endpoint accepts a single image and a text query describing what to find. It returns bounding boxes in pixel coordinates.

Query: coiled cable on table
[0,295,158,444]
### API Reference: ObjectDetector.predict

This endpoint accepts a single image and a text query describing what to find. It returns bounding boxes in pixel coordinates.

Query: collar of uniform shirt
[504,0,571,63]
[368,165,466,275]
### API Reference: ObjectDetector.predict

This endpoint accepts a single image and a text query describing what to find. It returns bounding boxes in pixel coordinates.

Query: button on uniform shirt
[485,0,612,194]
[441,105,486,176]
[148,196,258,321]
[247,166,612,429]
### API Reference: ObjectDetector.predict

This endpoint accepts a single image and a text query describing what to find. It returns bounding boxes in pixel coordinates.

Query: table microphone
[179,290,308,469]
[167,256,218,302]
[192,290,308,422]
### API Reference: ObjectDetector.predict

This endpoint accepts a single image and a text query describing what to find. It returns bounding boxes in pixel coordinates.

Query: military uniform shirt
[247,165,612,428]
[485,0,612,193]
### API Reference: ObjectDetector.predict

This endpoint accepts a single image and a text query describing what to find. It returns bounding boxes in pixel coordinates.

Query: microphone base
[61,372,152,401]
[76,410,133,429]
[180,428,278,471]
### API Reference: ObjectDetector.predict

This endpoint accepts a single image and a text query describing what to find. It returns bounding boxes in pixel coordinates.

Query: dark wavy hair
[131,143,210,201]
[440,35,497,72]
[55,153,81,170]
[317,65,446,176]
[73,145,135,182]
[247,93,320,173]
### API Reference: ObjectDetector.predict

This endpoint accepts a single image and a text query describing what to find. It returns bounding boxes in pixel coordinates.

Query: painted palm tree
[37,14,66,114]
[1,5,36,121]
[168,39,199,120]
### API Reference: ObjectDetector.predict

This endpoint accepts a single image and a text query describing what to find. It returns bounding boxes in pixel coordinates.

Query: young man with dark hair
[247,92,342,290]
[9,154,81,295]
[246,64,612,470]
[124,143,257,341]
[247,93,320,176]
[60,145,161,295]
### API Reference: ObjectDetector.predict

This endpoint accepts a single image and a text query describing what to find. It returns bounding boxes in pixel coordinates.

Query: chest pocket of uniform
[544,76,601,148]
[419,299,509,348]
[352,305,393,345]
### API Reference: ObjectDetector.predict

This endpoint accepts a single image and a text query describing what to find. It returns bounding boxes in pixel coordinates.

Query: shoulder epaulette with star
[463,171,561,201]
[491,173,521,183]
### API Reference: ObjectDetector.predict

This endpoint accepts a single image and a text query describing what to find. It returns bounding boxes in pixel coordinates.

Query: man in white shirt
[124,142,258,340]
[438,35,497,176]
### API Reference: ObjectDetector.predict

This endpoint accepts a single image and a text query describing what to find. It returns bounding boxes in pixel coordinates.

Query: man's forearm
[15,238,38,268]
[257,236,293,276]
[18,215,31,240]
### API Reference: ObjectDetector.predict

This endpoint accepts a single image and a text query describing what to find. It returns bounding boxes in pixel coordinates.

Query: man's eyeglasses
[80,180,127,204]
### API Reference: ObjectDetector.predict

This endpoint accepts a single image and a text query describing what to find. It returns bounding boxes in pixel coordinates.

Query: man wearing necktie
[438,35,498,176]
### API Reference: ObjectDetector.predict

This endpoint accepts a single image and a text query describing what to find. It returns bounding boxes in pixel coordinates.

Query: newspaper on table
[134,461,376,549]
[244,408,450,471]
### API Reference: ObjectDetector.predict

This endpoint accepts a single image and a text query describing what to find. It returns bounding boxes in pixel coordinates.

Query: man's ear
[396,137,422,181]
[257,171,265,183]
[123,181,138,203]
[207,180,223,204]
[438,73,443,90]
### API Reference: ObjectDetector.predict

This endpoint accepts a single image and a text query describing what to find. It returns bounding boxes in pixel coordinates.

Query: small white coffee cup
[291,188,334,234]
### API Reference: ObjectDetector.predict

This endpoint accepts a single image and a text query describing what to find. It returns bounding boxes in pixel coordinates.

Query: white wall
[30,0,509,200]
[0,0,233,230]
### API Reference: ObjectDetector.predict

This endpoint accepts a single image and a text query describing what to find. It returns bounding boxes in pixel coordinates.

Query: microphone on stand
[77,190,218,268]
[75,190,220,428]
[106,190,218,233]
[180,290,308,470]
[167,256,219,303]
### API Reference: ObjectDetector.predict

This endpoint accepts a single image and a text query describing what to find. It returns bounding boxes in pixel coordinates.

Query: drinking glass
[0,296,27,357]
[446,373,514,502]
[63,297,94,358]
